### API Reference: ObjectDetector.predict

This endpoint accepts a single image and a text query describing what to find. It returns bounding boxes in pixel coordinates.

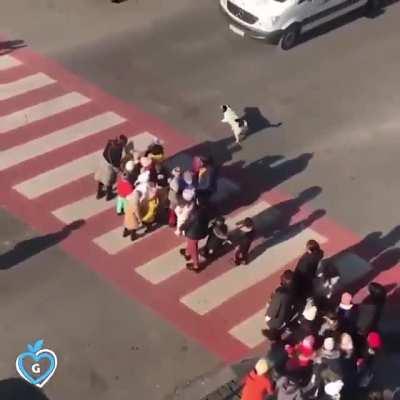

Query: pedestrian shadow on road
[0,39,26,56]
[0,378,50,400]
[168,132,314,217]
[0,220,85,270]
[248,187,325,262]
[326,225,400,295]
[241,106,282,137]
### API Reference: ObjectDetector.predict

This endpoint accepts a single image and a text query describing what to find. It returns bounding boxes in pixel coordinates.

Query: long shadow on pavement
[326,226,400,294]
[0,220,85,270]
[0,39,26,55]
[0,378,50,400]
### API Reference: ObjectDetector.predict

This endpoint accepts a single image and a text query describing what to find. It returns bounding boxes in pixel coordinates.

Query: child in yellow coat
[141,186,159,232]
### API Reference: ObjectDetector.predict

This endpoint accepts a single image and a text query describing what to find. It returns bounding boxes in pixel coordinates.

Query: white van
[219,0,381,49]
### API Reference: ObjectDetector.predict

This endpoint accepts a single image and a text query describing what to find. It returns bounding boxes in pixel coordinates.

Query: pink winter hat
[367,332,382,350]
[302,335,315,350]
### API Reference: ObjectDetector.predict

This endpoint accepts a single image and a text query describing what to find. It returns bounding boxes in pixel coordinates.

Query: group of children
[94,135,258,269]
[240,240,387,400]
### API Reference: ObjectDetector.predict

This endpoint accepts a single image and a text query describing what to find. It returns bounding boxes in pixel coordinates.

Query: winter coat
[276,377,304,400]
[181,206,209,241]
[197,166,216,193]
[142,197,159,224]
[117,177,134,198]
[94,156,118,186]
[103,139,124,169]
[168,177,181,209]
[315,349,342,378]
[313,275,340,309]
[237,227,256,255]
[294,249,323,294]
[204,225,229,254]
[154,165,169,188]
[337,304,357,333]
[241,371,273,400]
[175,203,194,230]
[124,191,142,230]
[266,286,295,330]
[355,303,383,336]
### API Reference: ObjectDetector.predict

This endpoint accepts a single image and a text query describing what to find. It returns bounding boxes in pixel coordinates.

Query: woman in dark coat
[95,135,127,200]
[263,270,296,340]
[180,204,210,272]
[355,282,386,337]
[195,156,217,206]
[313,262,341,312]
[294,240,324,301]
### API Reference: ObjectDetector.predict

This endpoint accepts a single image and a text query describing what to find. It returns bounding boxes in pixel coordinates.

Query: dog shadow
[241,107,282,136]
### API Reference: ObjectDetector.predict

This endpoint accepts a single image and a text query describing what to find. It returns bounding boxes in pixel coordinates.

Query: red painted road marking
[0,45,397,363]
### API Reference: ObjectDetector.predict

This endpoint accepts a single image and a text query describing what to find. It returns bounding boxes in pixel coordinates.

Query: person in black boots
[95,135,127,201]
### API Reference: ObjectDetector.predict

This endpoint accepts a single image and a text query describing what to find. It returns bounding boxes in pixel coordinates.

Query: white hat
[125,160,134,172]
[302,304,317,321]
[254,358,268,375]
[182,188,195,202]
[323,337,335,352]
[324,380,344,397]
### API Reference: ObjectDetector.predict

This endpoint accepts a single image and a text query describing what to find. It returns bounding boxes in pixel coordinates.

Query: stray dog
[221,104,247,144]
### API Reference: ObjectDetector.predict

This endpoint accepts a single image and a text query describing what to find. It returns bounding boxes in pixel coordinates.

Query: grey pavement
[0,209,220,400]
[1,0,400,398]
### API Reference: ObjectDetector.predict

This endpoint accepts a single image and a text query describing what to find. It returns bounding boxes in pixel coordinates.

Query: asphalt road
[1,0,400,399]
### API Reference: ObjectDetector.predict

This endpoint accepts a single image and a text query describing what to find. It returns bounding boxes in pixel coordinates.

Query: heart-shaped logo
[16,339,58,388]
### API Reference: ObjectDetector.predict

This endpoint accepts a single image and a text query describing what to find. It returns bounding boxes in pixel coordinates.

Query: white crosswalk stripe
[0,92,90,134]
[0,55,22,71]
[180,228,328,315]
[93,225,168,256]
[2,111,125,172]
[53,194,113,223]
[135,202,269,284]
[13,131,155,198]
[0,73,56,101]
[229,309,265,348]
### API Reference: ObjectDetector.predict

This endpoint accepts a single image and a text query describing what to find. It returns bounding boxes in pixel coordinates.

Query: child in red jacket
[116,171,134,215]
[241,358,274,400]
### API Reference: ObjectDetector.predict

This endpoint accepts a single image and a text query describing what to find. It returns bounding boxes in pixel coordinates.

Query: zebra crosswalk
[0,50,371,362]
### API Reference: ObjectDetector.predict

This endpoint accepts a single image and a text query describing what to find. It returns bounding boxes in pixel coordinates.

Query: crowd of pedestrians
[94,135,393,399]
[241,240,388,400]
[94,135,257,272]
